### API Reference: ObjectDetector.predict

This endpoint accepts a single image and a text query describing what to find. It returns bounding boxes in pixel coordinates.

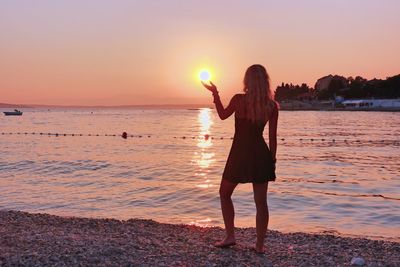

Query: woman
[202,64,278,254]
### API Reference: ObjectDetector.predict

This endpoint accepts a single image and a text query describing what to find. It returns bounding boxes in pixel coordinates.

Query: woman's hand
[201,81,218,95]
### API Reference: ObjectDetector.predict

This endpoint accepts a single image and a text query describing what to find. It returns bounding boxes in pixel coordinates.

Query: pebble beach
[0,210,399,266]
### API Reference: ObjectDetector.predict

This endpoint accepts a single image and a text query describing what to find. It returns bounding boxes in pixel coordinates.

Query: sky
[1,0,399,106]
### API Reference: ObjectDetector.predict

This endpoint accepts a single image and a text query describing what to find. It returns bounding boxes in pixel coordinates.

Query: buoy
[311,138,314,141]
[122,132,128,139]
[204,134,210,140]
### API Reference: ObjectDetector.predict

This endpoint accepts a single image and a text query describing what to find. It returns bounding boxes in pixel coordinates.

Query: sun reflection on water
[197,108,213,149]
[194,108,215,188]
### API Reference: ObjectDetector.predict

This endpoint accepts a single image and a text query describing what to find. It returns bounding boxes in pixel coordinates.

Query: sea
[0,108,399,241]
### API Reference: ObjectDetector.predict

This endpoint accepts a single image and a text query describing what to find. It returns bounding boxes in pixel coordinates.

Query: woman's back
[233,94,277,125]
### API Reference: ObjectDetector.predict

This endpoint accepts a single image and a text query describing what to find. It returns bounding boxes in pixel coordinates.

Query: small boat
[4,109,23,116]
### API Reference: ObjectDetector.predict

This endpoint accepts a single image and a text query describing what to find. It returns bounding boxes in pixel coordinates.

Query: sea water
[0,108,399,241]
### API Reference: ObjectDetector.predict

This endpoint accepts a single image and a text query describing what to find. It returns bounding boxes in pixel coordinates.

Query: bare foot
[255,242,265,254]
[214,237,236,248]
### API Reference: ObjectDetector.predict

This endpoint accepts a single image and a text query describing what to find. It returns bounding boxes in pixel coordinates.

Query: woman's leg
[252,182,269,253]
[216,178,238,246]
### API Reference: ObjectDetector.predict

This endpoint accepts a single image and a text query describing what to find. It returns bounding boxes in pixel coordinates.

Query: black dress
[222,106,276,184]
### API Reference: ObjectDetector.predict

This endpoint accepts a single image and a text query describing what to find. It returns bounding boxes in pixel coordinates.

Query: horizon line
[0,102,214,109]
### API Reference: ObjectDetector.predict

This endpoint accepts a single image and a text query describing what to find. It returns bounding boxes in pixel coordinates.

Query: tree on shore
[363,75,400,99]
[341,76,368,99]
[275,83,312,101]
[275,74,400,101]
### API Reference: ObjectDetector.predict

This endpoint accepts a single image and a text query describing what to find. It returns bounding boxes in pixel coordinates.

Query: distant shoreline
[0,103,213,109]
[1,102,399,111]
[279,100,400,112]
[1,210,398,266]
[279,107,400,112]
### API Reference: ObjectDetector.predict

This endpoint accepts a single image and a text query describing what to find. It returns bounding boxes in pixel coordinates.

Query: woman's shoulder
[230,93,245,103]
[265,99,279,117]
[233,93,245,99]
[271,99,280,110]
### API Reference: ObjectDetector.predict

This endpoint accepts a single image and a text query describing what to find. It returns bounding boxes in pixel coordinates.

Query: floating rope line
[0,132,149,138]
[1,131,399,145]
[307,190,400,201]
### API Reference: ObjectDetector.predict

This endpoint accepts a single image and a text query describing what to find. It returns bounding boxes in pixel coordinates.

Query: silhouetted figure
[202,64,278,254]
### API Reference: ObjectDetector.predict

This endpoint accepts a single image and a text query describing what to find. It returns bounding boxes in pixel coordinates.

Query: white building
[341,99,400,109]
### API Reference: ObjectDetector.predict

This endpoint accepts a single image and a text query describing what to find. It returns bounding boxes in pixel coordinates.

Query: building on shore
[314,75,348,92]
[339,98,400,110]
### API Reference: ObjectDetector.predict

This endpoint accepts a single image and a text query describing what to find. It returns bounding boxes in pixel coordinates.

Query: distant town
[276,74,400,111]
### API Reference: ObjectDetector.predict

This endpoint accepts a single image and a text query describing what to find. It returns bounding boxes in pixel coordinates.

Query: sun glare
[199,70,211,81]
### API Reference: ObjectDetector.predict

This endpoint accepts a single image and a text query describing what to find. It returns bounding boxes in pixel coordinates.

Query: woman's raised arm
[202,81,238,120]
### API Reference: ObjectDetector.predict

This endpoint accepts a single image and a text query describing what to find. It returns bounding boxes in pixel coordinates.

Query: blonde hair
[243,64,276,123]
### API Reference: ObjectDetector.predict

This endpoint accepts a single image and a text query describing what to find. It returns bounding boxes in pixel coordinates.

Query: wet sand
[0,210,398,266]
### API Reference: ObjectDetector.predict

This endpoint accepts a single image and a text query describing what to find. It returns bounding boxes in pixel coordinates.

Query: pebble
[351,257,366,266]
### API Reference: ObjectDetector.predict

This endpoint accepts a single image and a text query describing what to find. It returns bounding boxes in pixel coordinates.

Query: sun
[199,69,211,81]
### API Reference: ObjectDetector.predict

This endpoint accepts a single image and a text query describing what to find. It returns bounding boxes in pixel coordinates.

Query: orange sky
[1,1,399,105]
